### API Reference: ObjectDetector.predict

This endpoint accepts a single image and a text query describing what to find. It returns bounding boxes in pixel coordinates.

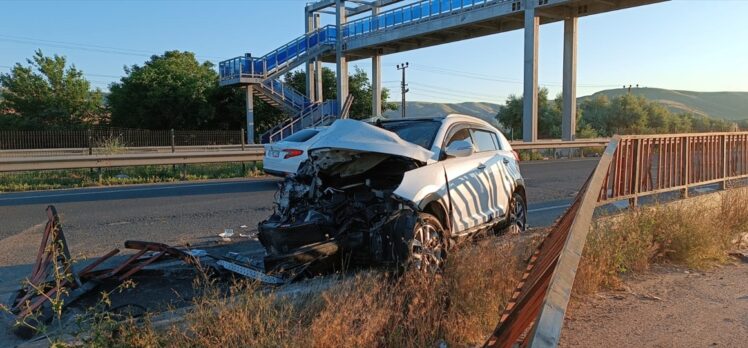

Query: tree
[496,88,578,139]
[0,50,105,129]
[283,66,397,119]
[108,51,219,129]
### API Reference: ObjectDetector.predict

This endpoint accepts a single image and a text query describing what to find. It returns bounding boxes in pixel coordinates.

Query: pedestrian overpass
[219,0,667,143]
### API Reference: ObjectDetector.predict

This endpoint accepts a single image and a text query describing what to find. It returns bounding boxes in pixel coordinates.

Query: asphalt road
[0,158,598,269]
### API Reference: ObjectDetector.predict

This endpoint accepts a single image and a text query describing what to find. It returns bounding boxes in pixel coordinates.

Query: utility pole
[397,62,409,118]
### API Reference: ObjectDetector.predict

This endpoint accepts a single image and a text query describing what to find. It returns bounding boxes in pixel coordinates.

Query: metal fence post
[241,129,246,150]
[682,136,690,198]
[87,129,93,155]
[721,134,728,189]
[630,139,642,207]
[170,129,175,153]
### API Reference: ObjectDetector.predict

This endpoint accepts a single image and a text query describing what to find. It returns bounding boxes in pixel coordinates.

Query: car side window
[470,129,499,152]
[446,128,472,147]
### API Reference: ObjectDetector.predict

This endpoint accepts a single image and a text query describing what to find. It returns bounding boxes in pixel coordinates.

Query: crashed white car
[258,115,526,272]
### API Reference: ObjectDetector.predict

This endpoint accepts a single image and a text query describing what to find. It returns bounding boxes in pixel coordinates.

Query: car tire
[407,213,448,273]
[506,191,528,234]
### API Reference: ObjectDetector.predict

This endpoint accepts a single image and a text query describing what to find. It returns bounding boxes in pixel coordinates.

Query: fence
[0,127,244,150]
[598,132,748,205]
[485,131,748,347]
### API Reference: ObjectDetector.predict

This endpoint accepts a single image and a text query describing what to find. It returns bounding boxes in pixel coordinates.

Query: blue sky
[1,0,746,104]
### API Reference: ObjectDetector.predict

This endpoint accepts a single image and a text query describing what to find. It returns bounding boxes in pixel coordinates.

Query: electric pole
[397,62,409,118]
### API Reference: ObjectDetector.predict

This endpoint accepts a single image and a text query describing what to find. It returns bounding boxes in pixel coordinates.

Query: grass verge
[0,162,265,192]
[73,189,748,347]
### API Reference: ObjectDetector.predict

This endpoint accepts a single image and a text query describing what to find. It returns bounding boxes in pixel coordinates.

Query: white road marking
[527,203,571,213]
[0,180,272,202]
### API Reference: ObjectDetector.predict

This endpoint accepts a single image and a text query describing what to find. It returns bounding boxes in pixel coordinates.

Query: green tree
[0,50,105,129]
[496,88,579,139]
[108,51,220,129]
[283,66,396,119]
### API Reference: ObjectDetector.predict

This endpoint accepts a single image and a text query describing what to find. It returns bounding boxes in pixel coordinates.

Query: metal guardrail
[0,149,264,172]
[0,139,610,171]
[485,131,748,347]
[509,138,609,150]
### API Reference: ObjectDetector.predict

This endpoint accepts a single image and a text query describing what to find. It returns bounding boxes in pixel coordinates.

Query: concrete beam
[336,0,349,112]
[314,13,323,102]
[305,11,316,101]
[246,85,255,144]
[371,6,382,117]
[523,2,539,142]
[562,17,578,141]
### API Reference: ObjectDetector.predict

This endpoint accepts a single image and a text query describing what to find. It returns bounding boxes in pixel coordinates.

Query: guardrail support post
[241,128,247,174]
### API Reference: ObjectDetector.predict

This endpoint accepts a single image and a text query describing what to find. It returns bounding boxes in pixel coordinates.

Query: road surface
[0,158,598,273]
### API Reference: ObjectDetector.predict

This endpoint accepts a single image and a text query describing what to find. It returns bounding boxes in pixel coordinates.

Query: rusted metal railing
[485,131,748,348]
[599,132,748,206]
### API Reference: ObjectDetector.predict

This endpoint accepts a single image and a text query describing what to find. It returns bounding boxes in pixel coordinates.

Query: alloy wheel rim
[411,222,445,273]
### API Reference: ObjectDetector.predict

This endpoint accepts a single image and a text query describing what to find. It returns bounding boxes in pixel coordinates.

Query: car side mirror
[444,140,474,158]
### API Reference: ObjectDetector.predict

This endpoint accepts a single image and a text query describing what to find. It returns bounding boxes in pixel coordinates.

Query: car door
[440,125,497,234]
[469,128,513,220]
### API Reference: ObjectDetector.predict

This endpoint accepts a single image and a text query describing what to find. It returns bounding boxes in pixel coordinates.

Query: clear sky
[1,0,746,104]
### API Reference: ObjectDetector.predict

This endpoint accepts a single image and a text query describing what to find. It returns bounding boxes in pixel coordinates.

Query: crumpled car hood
[308,119,434,163]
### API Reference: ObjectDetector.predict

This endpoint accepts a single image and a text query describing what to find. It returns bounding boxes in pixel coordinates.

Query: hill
[580,88,748,121]
[384,88,748,124]
[383,101,502,125]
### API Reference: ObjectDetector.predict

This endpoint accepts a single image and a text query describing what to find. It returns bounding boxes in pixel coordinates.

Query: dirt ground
[559,262,748,348]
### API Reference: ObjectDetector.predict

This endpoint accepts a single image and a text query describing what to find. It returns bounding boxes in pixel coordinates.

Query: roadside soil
[559,262,748,348]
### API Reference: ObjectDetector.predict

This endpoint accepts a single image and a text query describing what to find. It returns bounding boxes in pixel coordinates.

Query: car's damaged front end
[258,120,436,271]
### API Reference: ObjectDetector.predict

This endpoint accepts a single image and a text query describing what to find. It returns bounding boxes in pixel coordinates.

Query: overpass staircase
[219,25,339,143]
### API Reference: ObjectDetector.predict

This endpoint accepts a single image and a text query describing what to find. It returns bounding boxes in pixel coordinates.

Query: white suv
[258,115,526,272]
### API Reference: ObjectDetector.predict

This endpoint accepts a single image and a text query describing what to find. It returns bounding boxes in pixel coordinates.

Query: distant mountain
[580,88,748,121]
[384,88,748,125]
[383,101,502,125]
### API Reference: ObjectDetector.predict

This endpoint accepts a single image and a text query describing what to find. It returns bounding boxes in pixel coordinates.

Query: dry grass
[87,234,536,347]
[82,189,748,347]
[574,188,748,295]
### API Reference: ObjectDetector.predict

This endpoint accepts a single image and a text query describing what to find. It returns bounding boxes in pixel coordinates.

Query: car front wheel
[409,213,447,273]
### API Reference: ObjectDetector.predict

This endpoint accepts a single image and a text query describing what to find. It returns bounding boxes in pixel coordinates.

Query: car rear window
[283,129,319,142]
[379,120,441,149]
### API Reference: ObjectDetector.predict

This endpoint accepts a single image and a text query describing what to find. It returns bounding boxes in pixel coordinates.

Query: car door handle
[502,158,510,164]
[477,163,486,170]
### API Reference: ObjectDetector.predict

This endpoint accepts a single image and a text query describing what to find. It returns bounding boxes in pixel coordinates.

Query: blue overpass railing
[219,25,337,81]
[260,79,313,111]
[343,0,502,38]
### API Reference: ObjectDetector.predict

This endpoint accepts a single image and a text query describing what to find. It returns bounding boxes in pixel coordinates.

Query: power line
[0,34,225,61]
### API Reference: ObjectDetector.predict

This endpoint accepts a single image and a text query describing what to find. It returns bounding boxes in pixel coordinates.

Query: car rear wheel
[507,192,527,234]
[409,213,447,273]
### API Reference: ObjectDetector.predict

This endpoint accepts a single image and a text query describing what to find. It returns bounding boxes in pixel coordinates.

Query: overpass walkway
[219,0,665,143]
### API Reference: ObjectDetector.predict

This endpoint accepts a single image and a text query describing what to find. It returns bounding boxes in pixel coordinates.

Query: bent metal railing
[485,131,748,348]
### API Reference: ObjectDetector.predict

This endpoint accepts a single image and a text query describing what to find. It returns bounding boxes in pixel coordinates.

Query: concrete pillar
[314,13,323,102]
[522,2,539,142]
[305,10,316,101]
[246,85,255,144]
[562,17,578,141]
[371,6,382,117]
[335,0,349,113]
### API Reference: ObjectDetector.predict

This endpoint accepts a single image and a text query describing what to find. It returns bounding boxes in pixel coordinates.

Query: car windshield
[378,120,441,150]
[282,129,319,143]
